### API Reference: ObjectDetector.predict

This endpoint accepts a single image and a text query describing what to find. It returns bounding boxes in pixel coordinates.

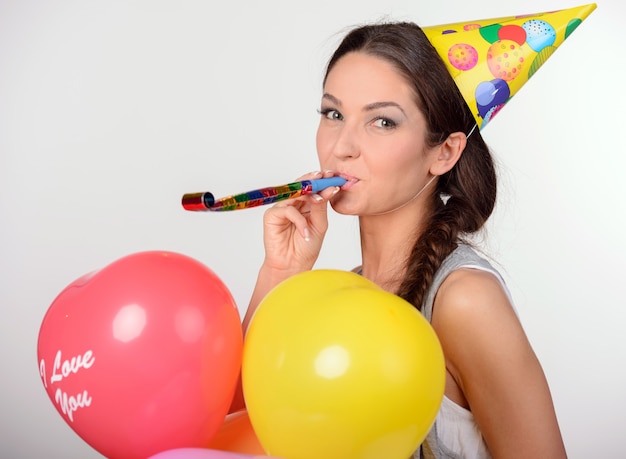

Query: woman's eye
[319,108,343,121]
[373,117,396,129]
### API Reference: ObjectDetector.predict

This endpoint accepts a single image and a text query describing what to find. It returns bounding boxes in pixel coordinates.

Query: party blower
[182,176,347,212]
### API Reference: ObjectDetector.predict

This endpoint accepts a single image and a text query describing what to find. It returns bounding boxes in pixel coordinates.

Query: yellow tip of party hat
[423,3,596,130]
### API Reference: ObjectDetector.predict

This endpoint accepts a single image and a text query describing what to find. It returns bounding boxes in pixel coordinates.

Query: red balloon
[37,251,243,459]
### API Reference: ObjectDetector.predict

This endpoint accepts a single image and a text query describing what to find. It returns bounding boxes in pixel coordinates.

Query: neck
[358,202,428,293]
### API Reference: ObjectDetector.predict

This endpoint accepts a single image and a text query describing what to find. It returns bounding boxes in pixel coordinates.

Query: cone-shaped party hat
[423,3,596,130]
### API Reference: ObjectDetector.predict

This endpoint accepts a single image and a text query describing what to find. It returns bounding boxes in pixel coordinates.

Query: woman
[242,22,566,458]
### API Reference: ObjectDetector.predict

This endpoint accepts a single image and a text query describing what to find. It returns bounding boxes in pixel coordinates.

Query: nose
[326,122,361,160]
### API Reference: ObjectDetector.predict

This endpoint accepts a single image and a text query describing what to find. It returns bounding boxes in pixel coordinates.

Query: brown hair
[324,22,497,310]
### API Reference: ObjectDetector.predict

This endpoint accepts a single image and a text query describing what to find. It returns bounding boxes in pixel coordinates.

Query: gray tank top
[421,243,507,323]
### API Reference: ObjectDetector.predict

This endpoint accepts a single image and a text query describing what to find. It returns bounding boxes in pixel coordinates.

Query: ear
[429,132,466,176]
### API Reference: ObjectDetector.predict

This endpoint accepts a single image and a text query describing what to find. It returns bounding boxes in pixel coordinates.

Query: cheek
[370,144,427,193]
[315,126,332,163]
[376,139,422,171]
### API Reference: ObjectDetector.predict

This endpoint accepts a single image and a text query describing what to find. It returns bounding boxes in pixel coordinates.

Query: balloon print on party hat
[423,3,596,130]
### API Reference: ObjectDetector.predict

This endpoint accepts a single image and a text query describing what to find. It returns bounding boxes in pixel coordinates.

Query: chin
[329,198,359,216]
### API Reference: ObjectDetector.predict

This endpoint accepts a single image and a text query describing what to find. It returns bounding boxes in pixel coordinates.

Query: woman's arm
[432,268,567,458]
[242,261,303,333]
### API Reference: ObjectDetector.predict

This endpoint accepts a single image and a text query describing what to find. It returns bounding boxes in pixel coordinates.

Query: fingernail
[312,194,324,202]
[311,170,322,177]
[303,227,311,241]
[332,186,340,195]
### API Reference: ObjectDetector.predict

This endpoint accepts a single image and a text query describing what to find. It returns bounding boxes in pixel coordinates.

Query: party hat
[423,3,596,130]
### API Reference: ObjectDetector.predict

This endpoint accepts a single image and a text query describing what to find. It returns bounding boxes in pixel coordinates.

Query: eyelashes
[317,107,398,129]
[318,107,343,120]
[373,117,397,129]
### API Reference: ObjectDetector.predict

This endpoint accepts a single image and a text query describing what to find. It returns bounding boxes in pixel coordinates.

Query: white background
[1,0,623,457]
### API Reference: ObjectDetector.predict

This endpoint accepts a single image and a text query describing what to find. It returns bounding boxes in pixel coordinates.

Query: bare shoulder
[436,267,512,313]
[432,267,521,335]
[431,266,529,375]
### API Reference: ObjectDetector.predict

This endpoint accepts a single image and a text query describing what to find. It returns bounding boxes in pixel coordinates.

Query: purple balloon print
[475,79,510,118]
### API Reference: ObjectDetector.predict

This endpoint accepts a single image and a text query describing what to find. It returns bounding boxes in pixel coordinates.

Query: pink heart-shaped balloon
[37,251,243,459]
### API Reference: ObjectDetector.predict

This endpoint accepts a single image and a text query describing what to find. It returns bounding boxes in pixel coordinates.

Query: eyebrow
[322,93,407,116]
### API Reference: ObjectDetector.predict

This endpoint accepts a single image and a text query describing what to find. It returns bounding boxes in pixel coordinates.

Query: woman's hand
[261,170,339,275]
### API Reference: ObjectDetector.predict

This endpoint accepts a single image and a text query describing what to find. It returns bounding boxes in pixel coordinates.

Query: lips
[337,173,359,190]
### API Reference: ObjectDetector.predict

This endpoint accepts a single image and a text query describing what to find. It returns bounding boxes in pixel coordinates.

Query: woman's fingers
[264,203,311,241]
[266,169,341,241]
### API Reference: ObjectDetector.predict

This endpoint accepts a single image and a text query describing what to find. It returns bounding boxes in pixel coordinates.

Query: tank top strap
[421,243,499,323]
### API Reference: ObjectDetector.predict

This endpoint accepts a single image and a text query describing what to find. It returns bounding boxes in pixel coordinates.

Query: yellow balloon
[242,270,445,459]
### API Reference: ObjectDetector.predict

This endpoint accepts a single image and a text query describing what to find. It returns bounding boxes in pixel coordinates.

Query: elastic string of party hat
[466,123,478,140]
[369,174,438,216]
